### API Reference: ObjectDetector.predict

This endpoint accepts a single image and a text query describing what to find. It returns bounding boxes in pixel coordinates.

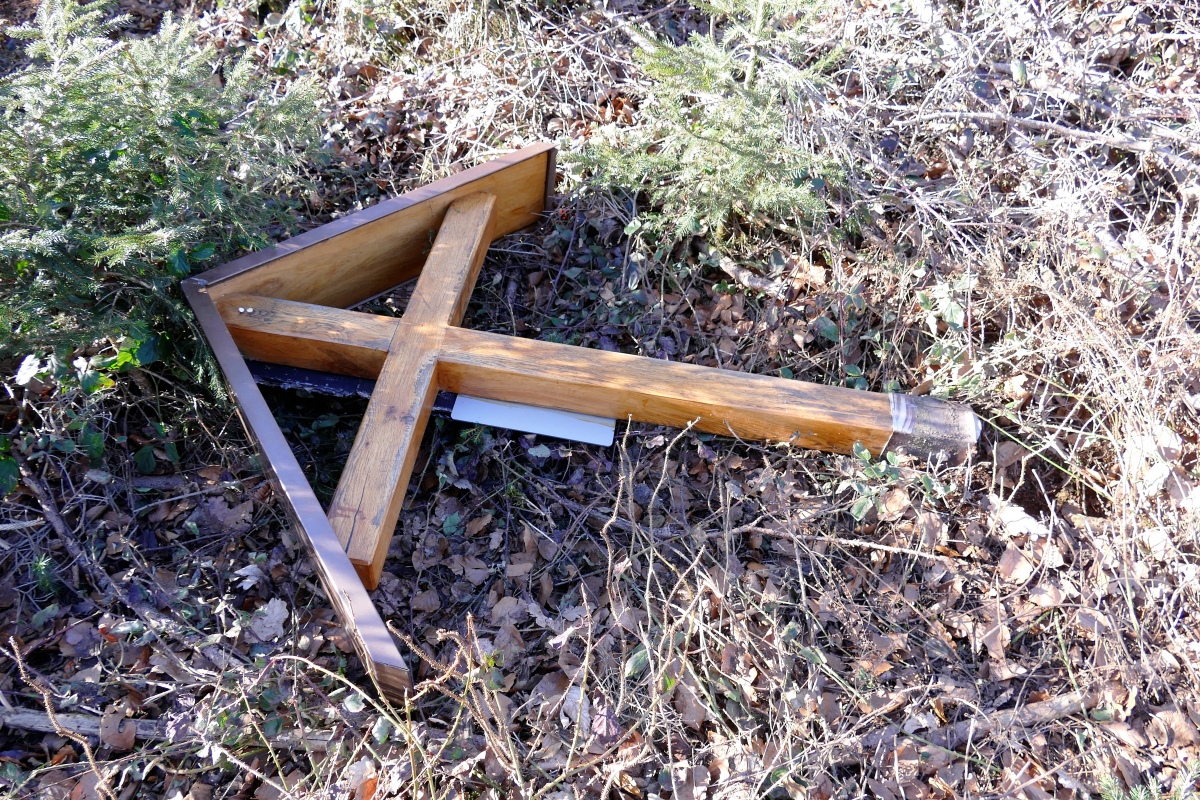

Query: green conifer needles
[0,0,321,359]
[584,0,840,244]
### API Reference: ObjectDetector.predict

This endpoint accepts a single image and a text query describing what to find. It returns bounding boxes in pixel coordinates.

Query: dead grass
[1,0,1199,799]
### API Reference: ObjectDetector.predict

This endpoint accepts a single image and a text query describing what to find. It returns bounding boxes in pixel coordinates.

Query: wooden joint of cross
[183,143,979,700]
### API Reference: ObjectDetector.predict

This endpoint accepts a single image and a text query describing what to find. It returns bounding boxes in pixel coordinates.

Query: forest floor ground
[1,1,1199,799]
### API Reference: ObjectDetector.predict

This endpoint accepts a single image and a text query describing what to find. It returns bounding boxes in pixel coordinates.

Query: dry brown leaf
[673,673,708,730]
[613,770,642,799]
[879,488,910,522]
[99,704,136,751]
[560,685,591,731]
[669,764,709,800]
[196,465,223,481]
[994,441,1030,469]
[494,623,526,665]
[69,773,104,800]
[490,596,527,626]
[346,757,376,800]
[465,513,493,536]
[1101,721,1149,748]
[991,496,1050,539]
[978,615,1009,661]
[1148,708,1200,746]
[411,589,440,614]
[533,671,570,705]
[865,778,899,800]
[37,775,76,800]
[460,555,489,585]
[998,544,1035,583]
[1028,582,1064,607]
[1077,608,1111,639]
[915,511,946,548]
[506,551,536,579]
[611,599,648,633]
[186,497,253,536]
[253,770,304,800]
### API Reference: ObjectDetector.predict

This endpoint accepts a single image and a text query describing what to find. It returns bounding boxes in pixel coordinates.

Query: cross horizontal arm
[439,328,897,453]
[216,294,978,468]
[216,292,393,377]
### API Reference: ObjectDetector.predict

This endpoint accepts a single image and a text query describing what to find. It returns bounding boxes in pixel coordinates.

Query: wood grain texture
[206,148,551,308]
[212,297,896,455]
[326,325,440,589]
[216,293,395,378]
[402,192,497,327]
[183,284,413,699]
[438,328,896,455]
[189,143,974,699]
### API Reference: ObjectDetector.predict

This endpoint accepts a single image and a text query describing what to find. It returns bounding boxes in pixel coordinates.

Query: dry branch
[0,708,337,752]
[833,690,1097,765]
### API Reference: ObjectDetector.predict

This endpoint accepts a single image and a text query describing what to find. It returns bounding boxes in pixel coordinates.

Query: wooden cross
[184,144,978,699]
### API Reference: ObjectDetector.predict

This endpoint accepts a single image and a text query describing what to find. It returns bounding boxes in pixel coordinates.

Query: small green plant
[0,439,17,497]
[30,553,61,597]
[839,441,951,520]
[581,0,841,243]
[0,0,322,360]
[1100,764,1200,800]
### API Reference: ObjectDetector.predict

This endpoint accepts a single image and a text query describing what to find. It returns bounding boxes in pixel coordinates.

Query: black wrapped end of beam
[886,394,981,466]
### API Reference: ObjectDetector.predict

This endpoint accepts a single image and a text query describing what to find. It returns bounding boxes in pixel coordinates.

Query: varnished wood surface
[183,284,413,700]
[402,192,497,327]
[205,148,551,309]
[214,294,896,455]
[439,328,896,455]
[326,325,439,589]
[216,293,393,378]
[189,143,974,699]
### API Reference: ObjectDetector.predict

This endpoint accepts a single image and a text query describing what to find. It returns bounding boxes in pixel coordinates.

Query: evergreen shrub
[0,0,321,361]
[582,0,841,244]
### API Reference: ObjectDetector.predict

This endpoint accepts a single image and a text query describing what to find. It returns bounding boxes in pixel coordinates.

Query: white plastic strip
[451,395,616,447]
[889,393,915,434]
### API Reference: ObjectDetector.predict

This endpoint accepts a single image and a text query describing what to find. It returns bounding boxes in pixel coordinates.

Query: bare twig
[832,690,1097,765]
[5,640,117,800]
[893,110,1200,173]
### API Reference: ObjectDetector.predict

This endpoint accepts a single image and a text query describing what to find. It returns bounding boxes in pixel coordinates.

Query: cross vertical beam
[326,192,498,588]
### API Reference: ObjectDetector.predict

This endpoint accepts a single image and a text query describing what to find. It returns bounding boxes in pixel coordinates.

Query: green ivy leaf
[942,301,965,327]
[342,693,365,713]
[78,369,114,394]
[133,445,157,474]
[190,243,217,261]
[850,495,874,521]
[371,716,392,745]
[813,316,839,343]
[133,335,162,367]
[32,603,60,628]
[167,248,190,277]
[0,455,19,496]
[262,714,283,738]
[623,646,650,679]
